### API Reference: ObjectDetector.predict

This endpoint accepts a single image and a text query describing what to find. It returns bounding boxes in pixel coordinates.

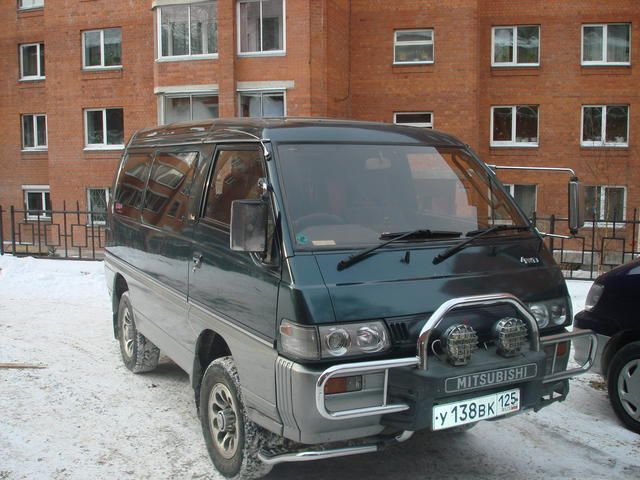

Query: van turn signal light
[324,375,363,395]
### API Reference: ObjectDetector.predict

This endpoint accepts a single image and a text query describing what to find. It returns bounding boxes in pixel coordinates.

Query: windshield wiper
[432,224,532,265]
[337,229,462,271]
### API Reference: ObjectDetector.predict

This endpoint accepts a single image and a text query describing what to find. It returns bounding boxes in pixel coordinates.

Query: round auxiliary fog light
[493,317,528,357]
[442,324,478,366]
[325,328,350,356]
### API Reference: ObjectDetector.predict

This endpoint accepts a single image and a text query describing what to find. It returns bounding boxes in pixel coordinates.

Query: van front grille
[385,315,425,345]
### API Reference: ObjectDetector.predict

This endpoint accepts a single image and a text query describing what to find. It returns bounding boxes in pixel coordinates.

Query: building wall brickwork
[1,0,638,237]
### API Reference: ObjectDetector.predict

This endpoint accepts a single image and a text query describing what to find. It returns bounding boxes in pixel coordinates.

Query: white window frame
[581,23,631,66]
[156,2,219,61]
[18,0,44,10]
[84,108,125,150]
[237,0,286,56]
[22,185,50,220]
[160,92,220,124]
[580,105,629,147]
[82,28,122,70]
[490,105,539,147]
[237,89,286,117]
[87,188,110,225]
[393,112,433,128]
[393,29,434,65]
[19,42,45,80]
[503,183,537,218]
[21,114,47,151]
[585,185,627,227]
[491,25,540,67]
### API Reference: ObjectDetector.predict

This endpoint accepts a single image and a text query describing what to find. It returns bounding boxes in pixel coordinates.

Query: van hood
[310,237,567,322]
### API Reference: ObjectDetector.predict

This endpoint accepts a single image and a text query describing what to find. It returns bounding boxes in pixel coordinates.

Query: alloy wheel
[208,383,239,459]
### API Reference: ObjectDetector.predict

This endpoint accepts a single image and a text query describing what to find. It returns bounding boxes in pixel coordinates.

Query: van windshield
[276,143,528,249]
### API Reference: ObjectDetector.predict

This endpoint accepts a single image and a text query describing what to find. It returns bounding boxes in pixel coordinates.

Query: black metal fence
[533,208,640,280]
[0,202,106,260]
[1,203,639,279]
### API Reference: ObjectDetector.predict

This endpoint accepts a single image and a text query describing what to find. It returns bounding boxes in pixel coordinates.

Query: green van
[105,118,596,479]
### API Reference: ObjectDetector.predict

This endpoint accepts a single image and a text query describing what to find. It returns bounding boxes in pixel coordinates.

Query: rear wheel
[607,342,640,434]
[117,291,160,373]
[199,356,274,479]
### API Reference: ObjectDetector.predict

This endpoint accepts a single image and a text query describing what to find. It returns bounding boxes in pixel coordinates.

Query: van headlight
[320,322,389,358]
[279,319,390,360]
[527,297,570,328]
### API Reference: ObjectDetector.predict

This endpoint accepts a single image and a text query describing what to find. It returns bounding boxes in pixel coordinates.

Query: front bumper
[276,294,598,444]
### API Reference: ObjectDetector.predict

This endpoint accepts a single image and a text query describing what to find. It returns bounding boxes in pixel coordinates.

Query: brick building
[0,0,638,238]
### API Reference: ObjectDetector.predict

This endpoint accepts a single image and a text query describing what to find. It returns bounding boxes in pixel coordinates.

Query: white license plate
[432,388,520,431]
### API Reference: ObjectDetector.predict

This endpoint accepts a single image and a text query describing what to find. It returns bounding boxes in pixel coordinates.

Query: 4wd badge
[520,256,540,265]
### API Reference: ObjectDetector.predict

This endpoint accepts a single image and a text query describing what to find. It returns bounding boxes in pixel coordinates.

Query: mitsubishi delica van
[104,118,597,479]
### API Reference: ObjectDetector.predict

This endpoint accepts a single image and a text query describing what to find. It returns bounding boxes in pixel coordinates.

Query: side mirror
[230,200,267,252]
[568,179,585,235]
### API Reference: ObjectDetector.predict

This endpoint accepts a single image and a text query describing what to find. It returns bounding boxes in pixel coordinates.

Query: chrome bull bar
[316,293,597,420]
[540,328,598,383]
[416,293,540,369]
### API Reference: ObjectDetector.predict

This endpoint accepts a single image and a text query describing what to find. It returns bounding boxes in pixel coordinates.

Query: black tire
[117,291,160,373]
[199,356,274,479]
[607,341,640,434]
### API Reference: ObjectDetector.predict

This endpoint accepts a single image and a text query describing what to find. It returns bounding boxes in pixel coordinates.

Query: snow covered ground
[0,256,638,479]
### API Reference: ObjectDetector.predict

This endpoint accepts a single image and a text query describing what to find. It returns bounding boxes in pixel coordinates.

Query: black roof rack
[127,117,466,149]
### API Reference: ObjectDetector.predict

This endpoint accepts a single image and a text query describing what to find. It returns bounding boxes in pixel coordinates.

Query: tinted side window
[204,149,265,225]
[114,152,153,218]
[142,151,199,230]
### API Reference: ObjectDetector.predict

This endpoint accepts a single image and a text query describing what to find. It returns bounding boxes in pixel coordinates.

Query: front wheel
[200,357,274,479]
[607,341,640,434]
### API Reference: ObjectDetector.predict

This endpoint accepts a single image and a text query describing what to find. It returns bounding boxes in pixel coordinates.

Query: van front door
[188,145,280,341]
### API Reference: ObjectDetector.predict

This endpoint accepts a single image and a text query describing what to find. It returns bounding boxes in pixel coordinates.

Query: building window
[582,105,629,147]
[158,2,218,59]
[238,0,285,54]
[585,186,626,224]
[21,114,47,150]
[492,25,540,66]
[239,91,284,117]
[87,188,110,225]
[393,29,434,64]
[162,94,219,124]
[19,43,45,80]
[582,24,631,65]
[23,186,51,220]
[84,108,124,149]
[83,28,122,69]
[393,112,433,128]
[491,105,539,147]
[504,184,537,219]
[19,0,44,9]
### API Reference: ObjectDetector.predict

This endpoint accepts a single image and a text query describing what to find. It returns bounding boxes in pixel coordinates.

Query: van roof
[128,117,466,149]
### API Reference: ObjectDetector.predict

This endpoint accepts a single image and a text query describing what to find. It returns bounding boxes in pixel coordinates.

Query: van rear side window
[204,149,264,225]
[114,152,153,217]
[142,151,199,230]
